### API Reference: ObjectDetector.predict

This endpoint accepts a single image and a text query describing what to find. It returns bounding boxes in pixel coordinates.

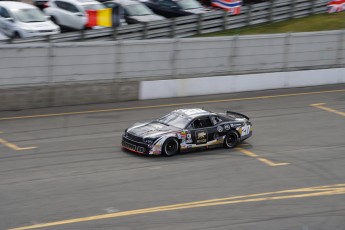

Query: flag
[211,0,241,15]
[86,8,112,28]
[86,10,97,27]
[327,0,345,13]
[97,8,112,27]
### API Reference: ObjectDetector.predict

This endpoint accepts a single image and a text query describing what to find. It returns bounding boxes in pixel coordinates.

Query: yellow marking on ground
[0,89,344,121]
[236,147,289,166]
[0,138,37,151]
[9,183,345,230]
[310,103,345,117]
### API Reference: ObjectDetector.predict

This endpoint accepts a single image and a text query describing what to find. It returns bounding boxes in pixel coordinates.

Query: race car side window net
[211,116,222,125]
[193,117,213,129]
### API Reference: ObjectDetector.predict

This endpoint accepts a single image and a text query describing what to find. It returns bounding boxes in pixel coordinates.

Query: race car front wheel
[162,137,179,157]
[224,130,239,149]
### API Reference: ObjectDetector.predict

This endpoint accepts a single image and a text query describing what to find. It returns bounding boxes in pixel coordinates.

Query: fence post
[170,18,176,38]
[79,29,85,41]
[47,41,54,84]
[282,33,291,70]
[142,22,148,39]
[246,4,252,26]
[229,35,238,72]
[222,10,228,30]
[8,36,13,44]
[310,0,316,14]
[45,35,51,43]
[115,41,122,79]
[290,0,296,19]
[112,26,118,40]
[268,0,274,22]
[197,14,203,34]
[171,38,179,76]
[47,41,54,106]
[336,30,345,66]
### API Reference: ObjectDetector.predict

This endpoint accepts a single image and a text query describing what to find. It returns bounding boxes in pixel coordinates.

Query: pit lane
[0,84,344,230]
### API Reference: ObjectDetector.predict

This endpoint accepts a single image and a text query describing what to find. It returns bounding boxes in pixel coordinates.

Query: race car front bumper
[122,135,150,154]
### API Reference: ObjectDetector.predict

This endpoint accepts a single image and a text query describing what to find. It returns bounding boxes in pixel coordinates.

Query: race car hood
[127,121,180,138]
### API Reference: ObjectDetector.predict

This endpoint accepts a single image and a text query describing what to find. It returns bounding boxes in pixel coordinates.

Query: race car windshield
[176,0,202,10]
[157,112,190,129]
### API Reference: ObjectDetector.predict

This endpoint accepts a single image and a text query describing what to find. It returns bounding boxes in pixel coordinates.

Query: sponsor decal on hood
[127,121,180,138]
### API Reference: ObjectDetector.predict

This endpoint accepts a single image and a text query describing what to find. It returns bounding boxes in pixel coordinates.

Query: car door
[54,1,85,29]
[0,6,14,37]
[209,115,228,142]
[189,116,215,146]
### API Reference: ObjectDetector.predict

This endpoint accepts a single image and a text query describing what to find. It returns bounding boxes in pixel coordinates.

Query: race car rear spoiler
[226,111,250,120]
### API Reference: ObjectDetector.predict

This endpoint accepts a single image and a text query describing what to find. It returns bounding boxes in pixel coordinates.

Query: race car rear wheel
[224,130,239,149]
[162,138,179,157]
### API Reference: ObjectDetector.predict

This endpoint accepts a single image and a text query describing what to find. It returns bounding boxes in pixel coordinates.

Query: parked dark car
[139,0,211,18]
[103,0,165,24]
[122,108,253,156]
[32,0,48,10]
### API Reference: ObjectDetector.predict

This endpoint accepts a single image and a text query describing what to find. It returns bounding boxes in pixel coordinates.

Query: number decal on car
[241,125,251,136]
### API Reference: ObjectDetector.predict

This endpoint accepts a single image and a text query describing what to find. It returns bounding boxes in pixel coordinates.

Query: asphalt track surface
[0,84,345,230]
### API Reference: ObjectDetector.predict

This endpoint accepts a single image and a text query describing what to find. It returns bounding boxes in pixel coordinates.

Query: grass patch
[196,12,345,37]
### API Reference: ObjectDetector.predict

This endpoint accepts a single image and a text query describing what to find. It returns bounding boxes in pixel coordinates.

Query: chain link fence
[0,30,344,88]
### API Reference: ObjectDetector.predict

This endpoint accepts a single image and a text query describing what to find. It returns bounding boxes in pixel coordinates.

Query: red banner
[327,0,345,13]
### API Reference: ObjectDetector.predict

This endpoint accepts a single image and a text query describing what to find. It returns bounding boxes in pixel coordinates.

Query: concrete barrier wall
[139,68,345,99]
[0,82,139,111]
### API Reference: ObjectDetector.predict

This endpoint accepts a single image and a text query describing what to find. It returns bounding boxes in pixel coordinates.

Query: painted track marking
[0,137,37,151]
[0,89,344,121]
[8,183,345,230]
[310,103,345,117]
[236,147,290,166]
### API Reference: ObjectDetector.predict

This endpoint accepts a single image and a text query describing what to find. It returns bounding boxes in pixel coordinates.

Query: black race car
[122,108,252,156]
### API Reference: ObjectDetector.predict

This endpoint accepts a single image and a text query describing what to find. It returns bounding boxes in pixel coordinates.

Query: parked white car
[44,0,105,30]
[0,1,60,38]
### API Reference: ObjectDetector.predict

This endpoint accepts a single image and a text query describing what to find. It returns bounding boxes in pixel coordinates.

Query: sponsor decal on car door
[195,130,207,145]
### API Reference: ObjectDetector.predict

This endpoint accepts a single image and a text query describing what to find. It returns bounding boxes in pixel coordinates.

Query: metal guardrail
[0,0,327,44]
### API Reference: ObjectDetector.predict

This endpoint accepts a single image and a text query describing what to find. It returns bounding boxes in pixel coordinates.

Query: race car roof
[173,108,215,118]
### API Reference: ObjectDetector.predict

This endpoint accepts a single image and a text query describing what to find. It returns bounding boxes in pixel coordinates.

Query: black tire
[50,16,58,25]
[13,32,21,39]
[162,137,179,157]
[224,130,239,149]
